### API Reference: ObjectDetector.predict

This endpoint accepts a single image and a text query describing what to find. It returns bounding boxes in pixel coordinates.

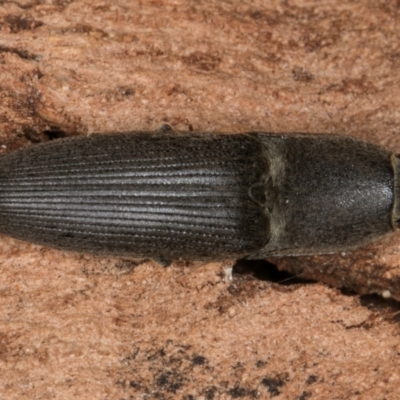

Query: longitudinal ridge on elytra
[0,133,269,260]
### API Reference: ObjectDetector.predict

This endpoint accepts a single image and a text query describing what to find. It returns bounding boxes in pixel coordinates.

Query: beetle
[0,130,397,261]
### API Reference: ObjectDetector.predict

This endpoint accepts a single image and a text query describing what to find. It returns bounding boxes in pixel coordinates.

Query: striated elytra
[0,130,398,261]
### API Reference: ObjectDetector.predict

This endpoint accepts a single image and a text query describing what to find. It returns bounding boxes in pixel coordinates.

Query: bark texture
[1,0,400,399]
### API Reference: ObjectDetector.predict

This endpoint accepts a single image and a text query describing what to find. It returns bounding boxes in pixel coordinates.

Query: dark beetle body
[0,131,397,260]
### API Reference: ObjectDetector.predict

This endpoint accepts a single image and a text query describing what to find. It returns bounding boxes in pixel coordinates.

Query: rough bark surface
[1,1,400,399]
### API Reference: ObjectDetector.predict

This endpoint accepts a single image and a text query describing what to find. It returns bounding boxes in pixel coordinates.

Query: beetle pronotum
[0,130,397,261]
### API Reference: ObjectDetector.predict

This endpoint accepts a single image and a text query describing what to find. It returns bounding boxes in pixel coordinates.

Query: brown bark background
[1,1,400,399]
